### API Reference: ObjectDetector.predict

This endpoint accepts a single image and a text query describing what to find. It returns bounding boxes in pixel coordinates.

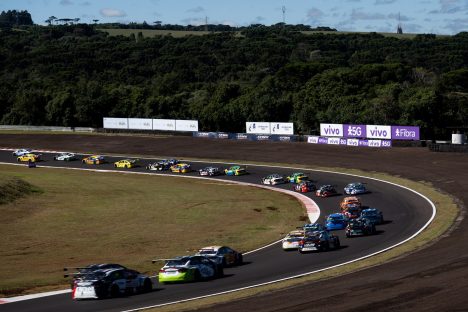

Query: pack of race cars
[10,148,387,300]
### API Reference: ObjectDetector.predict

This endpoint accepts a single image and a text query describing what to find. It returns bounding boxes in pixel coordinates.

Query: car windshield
[166,259,188,266]
[328,216,343,222]
[285,237,302,242]
[198,249,216,255]
[362,211,376,216]
[81,271,106,280]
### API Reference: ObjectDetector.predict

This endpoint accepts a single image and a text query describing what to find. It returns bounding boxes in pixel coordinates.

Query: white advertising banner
[246,122,271,134]
[175,120,199,132]
[128,118,152,130]
[328,137,341,145]
[271,122,294,135]
[307,136,319,144]
[103,117,128,129]
[153,119,176,131]
[366,125,392,139]
[320,123,344,137]
[346,138,359,146]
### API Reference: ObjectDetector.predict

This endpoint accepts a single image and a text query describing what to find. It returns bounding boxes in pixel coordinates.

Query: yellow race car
[114,159,138,169]
[82,155,105,165]
[170,163,192,173]
[17,153,41,162]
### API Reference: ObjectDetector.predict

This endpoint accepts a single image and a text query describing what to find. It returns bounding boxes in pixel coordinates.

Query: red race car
[294,180,317,193]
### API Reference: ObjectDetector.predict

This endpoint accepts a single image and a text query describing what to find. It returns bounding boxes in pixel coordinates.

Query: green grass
[0,175,42,205]
[0,164,303,295]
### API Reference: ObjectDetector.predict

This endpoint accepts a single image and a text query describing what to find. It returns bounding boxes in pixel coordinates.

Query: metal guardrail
[428,143,468,153]
[0,125,96,132]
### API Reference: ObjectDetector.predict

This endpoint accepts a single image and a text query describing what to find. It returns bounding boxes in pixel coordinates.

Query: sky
[1,0,467,35]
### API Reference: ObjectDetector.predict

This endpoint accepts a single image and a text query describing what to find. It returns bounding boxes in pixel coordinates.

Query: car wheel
[335,237,341,248]
[217,265,224,278]
[142,278,152,293]
[194,269,201,281]
[126,165,129,168]
[114,164,117,168]
[110,284,120,298]
[237,254,243,265]
[299,249,306,254]
[222,258,227,267]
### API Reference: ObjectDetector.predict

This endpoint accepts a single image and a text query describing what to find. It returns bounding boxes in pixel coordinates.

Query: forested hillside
[1,24,467,138]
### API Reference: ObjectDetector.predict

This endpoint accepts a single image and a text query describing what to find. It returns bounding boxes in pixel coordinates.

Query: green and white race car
[155,255,223,283]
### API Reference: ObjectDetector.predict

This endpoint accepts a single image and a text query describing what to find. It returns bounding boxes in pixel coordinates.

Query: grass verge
[0,164,303,296]
[137,163,459,312]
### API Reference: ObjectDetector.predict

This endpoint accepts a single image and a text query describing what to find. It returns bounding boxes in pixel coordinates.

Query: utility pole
[282,6,286,24]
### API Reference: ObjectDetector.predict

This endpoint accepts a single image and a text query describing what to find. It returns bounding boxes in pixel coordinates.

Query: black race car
[68,266,152,299]
[345,218,376,237]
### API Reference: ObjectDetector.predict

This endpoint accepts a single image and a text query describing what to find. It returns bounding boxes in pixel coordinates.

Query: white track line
[0,160,319,303]
[0,148,437,309]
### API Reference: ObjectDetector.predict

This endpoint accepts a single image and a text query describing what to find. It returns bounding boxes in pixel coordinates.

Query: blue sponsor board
[193,132,296,142]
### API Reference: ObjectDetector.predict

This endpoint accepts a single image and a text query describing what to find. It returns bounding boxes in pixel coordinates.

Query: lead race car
[155,255,223,283]
[69,266,152,300]
[12,148,32,156]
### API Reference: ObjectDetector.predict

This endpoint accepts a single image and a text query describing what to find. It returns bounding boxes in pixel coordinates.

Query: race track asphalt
[0,149,433,312]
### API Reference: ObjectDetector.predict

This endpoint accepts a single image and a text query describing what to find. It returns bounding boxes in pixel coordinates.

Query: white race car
[53,152,77,161]
[198,167,222,176]
[261,174,286,185]
[281,230,305,250]
[12,148,32,156]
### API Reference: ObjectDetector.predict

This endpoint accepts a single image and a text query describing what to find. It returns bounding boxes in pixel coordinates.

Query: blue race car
[360,208,384,225]
[325,213,348,230]
[344,182,367,195]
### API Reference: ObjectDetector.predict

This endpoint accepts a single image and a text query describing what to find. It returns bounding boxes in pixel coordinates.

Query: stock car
[156,255,223,283]
[294,180,316,193]
[286,172,308,184]
[261,174,286,185]
[64,263,127,288]
[170,163,192,173]
[325,213,348,230]
[342,204,362,219]
[198,166,222,176]
[298,230,340,253]
[224,165,247,176]
[282,229,305,250]
[196,246,243,267]
[114,159,138,169]
[146,161,170,171]
[346,218,376,237]
[344,182,367,195]
[17,153,41,162]
[82,155,105,165]
[360,208,384,225]
[70,267,152,300]
[340,196,362,210]
[303,223,327,234]
[12,149,32,156]
[53,152,77,161]
[315,185,338,197]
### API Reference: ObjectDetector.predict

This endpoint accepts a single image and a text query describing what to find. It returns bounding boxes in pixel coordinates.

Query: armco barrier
[0,125,96,132]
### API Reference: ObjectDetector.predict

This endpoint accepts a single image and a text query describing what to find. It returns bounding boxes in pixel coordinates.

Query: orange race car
[340,196,362,211]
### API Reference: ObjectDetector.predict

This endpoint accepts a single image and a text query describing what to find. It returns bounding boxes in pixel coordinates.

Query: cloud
[252,16,266,23]
[100,8,127,17]
[60,0,73,5]
[375,0,396,4]
[187,6,204,13]
[443,17,468,33]
[351,9,386,20]
[430,0,464,14]
[388,13,412,21]
[306,7,325,24]
[181,17,204,25]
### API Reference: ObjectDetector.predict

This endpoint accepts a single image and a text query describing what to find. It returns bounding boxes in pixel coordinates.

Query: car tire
[217,266,224,277]
[126,165,129,168]
[194,269,201,281]
[335,237,341,248]
[222,258,227,267]
[143,278,152,293]
[110,284,120,298]
[237,254,243,265]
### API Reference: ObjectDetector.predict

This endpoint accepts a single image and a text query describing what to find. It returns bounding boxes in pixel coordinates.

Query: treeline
[0,24,467,139]
[0,10,33,27]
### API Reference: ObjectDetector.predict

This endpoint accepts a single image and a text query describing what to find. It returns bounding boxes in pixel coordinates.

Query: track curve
[0,149,434,312]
